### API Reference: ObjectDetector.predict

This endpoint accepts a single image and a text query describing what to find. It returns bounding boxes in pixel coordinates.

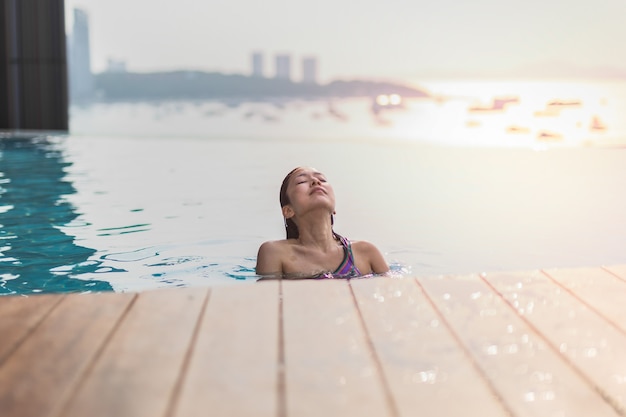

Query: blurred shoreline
[87,71,429,103]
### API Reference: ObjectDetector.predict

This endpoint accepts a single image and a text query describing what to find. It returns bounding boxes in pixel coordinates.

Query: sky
[65,0,626,82]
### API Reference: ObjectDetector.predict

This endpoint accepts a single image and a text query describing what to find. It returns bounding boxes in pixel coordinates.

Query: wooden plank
[59,287,208,417]
[171,281,280,417]
[0,294,63,365]
[0,291,135,417]
[281,279,391,417]
[483,270,626,415]
[2,266,625,417]
[419,274,621,417]
[543,267,626,333]
[350,277,509,417]
[603,264,626,282]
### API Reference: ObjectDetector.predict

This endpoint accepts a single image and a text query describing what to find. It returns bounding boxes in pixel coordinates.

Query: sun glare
[376,95,390,106]
[376,79,624,148]
[389,94,402,106]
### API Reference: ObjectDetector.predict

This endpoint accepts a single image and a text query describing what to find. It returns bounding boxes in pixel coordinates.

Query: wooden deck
[2,265,626,417]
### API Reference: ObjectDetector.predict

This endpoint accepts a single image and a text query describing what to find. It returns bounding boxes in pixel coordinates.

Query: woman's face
[284,167,335,216]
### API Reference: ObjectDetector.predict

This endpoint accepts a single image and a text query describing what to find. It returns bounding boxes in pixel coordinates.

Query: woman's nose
[311,177,321,185]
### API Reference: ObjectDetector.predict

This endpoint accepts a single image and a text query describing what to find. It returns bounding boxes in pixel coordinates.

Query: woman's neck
[294,212,336,251]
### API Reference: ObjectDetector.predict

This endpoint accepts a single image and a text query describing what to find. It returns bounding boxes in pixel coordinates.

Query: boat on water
[590,115,607,131]
[468,96,519,112]
[547,99,582,107]
[537,130,563,141]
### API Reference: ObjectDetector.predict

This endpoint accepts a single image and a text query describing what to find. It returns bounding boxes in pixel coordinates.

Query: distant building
[106,58,127,73]
[251,52,264,77]
[68,8,94,100]
[302,56,318,83]
[275,54,291,80]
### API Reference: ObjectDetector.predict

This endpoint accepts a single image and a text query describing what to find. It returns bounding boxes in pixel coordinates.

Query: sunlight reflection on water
[70,79,626,148]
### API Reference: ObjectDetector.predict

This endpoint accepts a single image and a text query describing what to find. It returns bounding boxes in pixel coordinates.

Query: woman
[256,167,389,279]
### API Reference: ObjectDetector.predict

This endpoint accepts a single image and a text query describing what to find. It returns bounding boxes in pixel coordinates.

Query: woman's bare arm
[355,241,390,275]
[255,241,284,277]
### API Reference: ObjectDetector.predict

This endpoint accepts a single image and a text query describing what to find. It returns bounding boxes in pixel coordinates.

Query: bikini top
[319,234,362,279]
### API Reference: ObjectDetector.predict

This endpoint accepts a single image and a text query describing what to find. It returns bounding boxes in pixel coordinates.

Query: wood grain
[172,281,280,417]
[59,287,207,417]
[2,265,626,417]
[0,291,134,417]
[351,277,509,417]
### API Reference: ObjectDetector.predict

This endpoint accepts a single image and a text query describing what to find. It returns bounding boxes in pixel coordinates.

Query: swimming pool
[2,131,626,295]
[0,134,265,295]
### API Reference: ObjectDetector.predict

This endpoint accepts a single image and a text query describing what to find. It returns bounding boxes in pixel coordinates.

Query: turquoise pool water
[0,137,114,294]
[1,134,411,295]
[2,131,626,295]
[1,135,272,295]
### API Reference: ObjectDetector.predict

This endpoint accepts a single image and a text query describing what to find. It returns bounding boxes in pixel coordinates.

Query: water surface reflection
[0,137,113,294]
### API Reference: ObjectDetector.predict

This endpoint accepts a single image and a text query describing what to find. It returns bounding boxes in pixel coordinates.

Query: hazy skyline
[66,0,626,82]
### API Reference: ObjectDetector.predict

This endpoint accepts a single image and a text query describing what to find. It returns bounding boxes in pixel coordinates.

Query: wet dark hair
[279,167,334,239]
[280,168,300,239]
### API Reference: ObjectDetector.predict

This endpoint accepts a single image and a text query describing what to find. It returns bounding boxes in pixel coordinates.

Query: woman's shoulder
[256,239,294,276]
[257,239,295,256]
[349,239,379,253]
[349,239,390,274]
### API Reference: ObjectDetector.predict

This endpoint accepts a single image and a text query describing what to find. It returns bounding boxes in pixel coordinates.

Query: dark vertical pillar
[0,0,68,131]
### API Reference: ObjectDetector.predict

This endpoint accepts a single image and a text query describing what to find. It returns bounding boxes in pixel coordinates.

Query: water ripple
[96,223,151,236]
[102,247,160,262]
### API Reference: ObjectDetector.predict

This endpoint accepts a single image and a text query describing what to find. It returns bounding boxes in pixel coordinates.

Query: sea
[2,78,626,294]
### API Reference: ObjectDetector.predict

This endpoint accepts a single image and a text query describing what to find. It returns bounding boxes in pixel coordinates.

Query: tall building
[275,54,291,80]
[68,8,94,101]
[302,56,318,83]
[251,52,264,77]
